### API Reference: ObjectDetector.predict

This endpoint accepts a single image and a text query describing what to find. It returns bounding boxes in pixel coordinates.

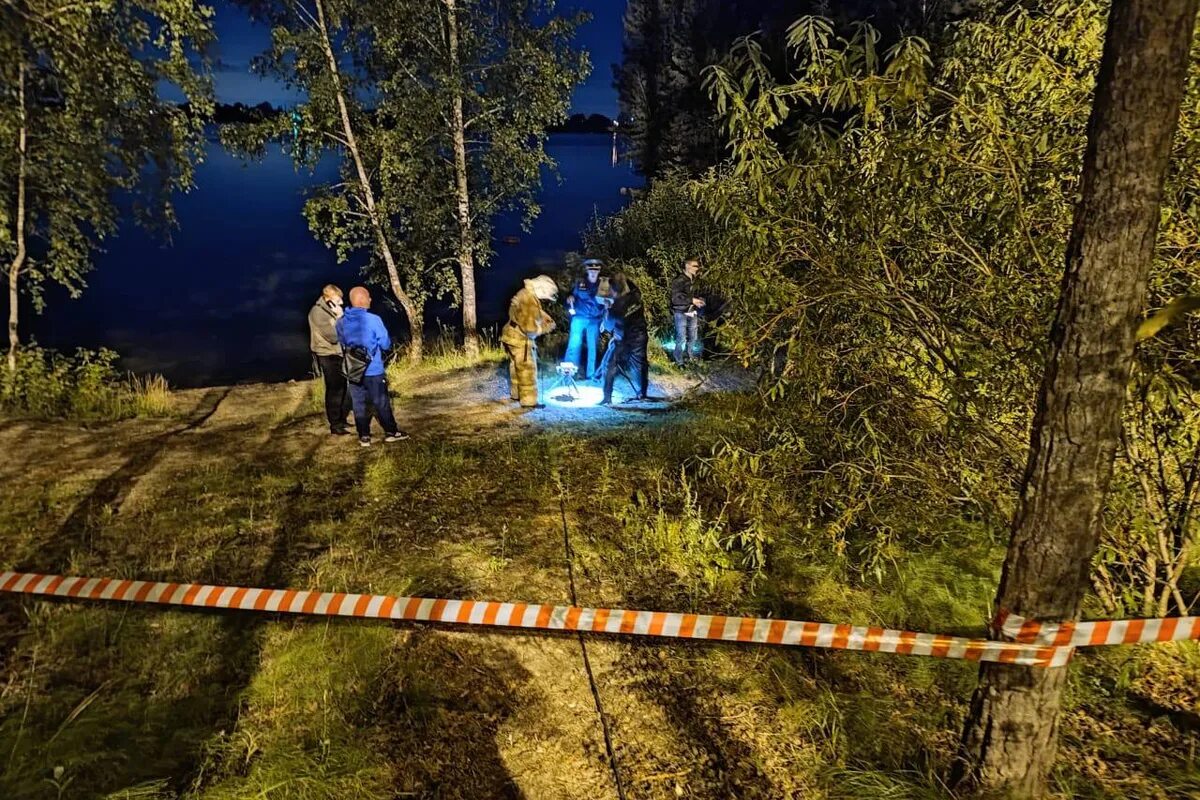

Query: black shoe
[331,427,352,436]
[599,398,612,406]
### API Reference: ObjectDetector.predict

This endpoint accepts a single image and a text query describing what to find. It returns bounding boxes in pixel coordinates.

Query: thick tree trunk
[444,0,480,360]
[313,0,422,364]
[8,62,27,373]
[954,1,1197,796]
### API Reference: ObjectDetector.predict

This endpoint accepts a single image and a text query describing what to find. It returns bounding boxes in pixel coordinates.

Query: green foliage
[0,345,174,421]
[226,0,589,328]
[582,178,721,330]
[625,3,1198,598]
[620,466,745,604]
[0,0,214,321]
[599,2,1200,607]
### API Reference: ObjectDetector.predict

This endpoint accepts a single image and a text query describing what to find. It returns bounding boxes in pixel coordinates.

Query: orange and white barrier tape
[998,609,1200,649]
[2,571,1196,667]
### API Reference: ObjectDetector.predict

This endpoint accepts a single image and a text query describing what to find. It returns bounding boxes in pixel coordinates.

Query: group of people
[308,284,407,447]
[306,257,708,436]
[501,257,706,409]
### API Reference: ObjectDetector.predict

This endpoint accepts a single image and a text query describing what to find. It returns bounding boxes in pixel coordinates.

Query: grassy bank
[0,373,1195,799]
[0,346,175,422]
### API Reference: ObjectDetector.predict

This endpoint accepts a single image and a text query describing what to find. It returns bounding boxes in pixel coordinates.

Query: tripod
[548,361,582,400]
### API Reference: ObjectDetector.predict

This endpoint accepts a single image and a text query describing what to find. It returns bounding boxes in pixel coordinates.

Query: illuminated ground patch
[544,384,608,408]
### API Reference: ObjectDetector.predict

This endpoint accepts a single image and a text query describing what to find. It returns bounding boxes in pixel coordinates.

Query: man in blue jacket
[335,286,408,447]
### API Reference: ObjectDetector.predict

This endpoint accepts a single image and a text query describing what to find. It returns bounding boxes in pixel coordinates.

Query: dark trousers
[315,354,353,432]
[348,373,399,437]
[603,331,649,402]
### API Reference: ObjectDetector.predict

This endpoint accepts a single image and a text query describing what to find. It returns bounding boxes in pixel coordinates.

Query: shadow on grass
[0,401,366,799]
[375,629,531,800]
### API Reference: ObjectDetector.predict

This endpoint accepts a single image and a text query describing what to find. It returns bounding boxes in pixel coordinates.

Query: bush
[0,345,174,421]
[582,177,721,335]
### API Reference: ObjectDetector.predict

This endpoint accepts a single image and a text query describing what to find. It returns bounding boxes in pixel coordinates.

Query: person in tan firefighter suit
[500,275,559,408]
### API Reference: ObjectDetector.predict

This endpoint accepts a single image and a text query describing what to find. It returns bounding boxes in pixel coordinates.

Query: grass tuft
[127,374,174,418]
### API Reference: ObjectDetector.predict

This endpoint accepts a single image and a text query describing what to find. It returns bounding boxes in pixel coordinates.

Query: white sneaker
[359,436,372,447]
[384,432,410,443]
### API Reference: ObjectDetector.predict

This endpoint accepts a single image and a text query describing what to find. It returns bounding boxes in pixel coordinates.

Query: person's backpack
[341,344,371,385]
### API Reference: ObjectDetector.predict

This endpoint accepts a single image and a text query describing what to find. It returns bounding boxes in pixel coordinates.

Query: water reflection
[31,134,642,387]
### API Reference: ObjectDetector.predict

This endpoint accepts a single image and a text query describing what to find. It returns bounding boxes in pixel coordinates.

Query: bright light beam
[544,384,608,408]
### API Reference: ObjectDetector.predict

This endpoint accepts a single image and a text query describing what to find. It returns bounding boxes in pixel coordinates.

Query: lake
[29,133,642,387]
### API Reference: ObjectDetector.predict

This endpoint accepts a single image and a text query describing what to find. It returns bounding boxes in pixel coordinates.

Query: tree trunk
[8,61,27,373]
[313,0,422,364]
[407,305,424,363]
[443,0,480,360]
[954,1,1197,796]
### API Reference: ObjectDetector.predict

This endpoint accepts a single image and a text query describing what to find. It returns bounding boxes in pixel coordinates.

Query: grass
[127,374,175,418]
[0,375,1195,799]
[390,326,506,381]
[0,345,175,422]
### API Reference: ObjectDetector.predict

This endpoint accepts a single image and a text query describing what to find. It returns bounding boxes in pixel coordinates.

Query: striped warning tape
[2,571,1196,667]
[997,609,1200,649]
[1,570,1068,666]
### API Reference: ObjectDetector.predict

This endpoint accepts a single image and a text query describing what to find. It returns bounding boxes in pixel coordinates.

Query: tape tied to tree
[3,571,1197,668]
[997,608,1200,649]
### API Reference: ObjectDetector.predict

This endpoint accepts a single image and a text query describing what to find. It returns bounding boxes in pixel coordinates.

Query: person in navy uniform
[564,258,608,379]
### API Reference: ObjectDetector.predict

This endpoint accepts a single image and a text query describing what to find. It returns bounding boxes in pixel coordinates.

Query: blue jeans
[348,373,400,437]
[673,311,699,365]
[565,314,602,377]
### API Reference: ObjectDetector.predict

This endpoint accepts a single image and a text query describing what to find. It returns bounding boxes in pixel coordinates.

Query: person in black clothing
[307,284,353,435]
[669,258,705,365]
[600,272,650,405]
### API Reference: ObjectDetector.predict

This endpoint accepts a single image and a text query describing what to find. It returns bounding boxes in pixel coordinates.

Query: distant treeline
[550,113,616,133]
[196,104,615,132]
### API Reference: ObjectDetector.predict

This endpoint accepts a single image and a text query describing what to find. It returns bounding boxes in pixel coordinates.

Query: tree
[378,0,589,359]
[603,1,1199,790]
[955,0,1198,794]
[0,0,214,370]
[227,0,431,361]
[617,0,941,178]
[233,0,587,361]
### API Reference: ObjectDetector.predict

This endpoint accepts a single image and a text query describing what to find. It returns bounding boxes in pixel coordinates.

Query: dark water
[30,133,641,387]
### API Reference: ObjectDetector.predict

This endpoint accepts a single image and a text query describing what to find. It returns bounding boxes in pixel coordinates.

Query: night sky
[209,0,624,115]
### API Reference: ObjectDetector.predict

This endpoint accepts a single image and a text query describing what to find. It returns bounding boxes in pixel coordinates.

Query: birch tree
[365,0,589,359]
[227,0,430,361]
[0,0,214,370]
[231,0,586,361]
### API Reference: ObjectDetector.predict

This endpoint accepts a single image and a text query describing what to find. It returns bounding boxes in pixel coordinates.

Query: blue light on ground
[544,384,608,408]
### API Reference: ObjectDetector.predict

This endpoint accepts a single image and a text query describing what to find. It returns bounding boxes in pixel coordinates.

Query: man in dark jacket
[335,286,408,447]
[564,258,608,379]
[669,258,705,366]
[601,272,650,405]
[308,284,352,435]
